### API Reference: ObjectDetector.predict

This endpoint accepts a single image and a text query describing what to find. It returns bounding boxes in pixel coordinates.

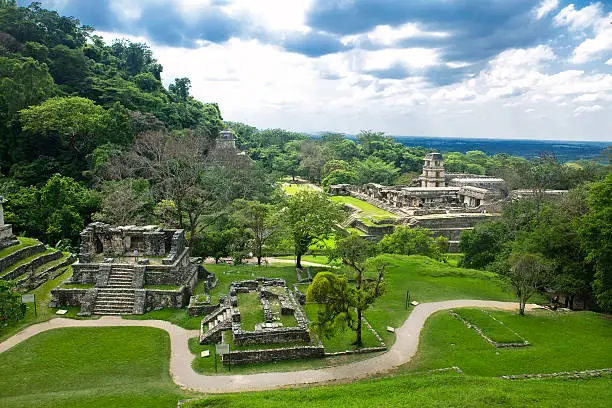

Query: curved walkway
[0,300,533,393]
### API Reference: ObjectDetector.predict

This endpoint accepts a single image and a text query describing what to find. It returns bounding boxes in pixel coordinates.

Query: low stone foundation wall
[2,250,62,281]
[0,243,46,272]
[143,287,190,312]
[222,345,325,365]
[50,287,90,307]
[232,326,311,345]
[501,368,612,380]
[17,255,76,291]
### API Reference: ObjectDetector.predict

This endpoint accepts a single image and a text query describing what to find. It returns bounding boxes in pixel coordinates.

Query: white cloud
[571,24,612,63]
[533,0,559,20]
[220,0,313,33]
[343,23,448,47]
[359,47,441,71]
[554,3,603,31]
[606,58,612,65]
[575,104,604,114]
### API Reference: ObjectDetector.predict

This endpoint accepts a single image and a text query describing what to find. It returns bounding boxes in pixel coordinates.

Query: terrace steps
[93,267,136,315]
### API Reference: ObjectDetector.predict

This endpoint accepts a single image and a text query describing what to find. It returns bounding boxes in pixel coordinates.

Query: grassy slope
[124,309,202,330]
[330,196,397,219]
[184,372,611,408]
[454,308,524,344]
[364,254,515,346]
[0,266,78,342]
[0,248,56,277]
[0,327,190,408]
[281,183,319,196]
[0,237,40,258]
[403,309,612,376]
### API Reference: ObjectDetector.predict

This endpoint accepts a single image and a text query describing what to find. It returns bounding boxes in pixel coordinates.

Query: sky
[19,0,612,141]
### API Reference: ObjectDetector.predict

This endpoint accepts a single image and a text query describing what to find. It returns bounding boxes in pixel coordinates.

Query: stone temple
[51,222,210,316]
[329,152,561,251]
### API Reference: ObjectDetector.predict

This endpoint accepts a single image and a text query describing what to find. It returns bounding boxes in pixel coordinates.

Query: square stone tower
[420,153,446,187]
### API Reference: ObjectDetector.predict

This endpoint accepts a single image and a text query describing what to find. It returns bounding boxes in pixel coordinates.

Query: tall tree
[281,191,345,268]
[506,252,552,315]
[579,174,612,312]
[330,233,385,347]
[231,199,277,266]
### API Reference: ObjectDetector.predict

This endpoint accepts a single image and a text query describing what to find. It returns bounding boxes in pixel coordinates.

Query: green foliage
[0,280,25,325]
[281,191,346,268]
[19,96,112,153]
[506,252,553,315]
[0,327,189,408]
[355,156,399,185]
[460,221,510,269]
[579,174,612,311]
[378,226,446,261]
[231,199,278,265]
[3,174,99,244]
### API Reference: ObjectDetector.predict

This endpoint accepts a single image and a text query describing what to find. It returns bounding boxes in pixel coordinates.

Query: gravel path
[0,299,533,393]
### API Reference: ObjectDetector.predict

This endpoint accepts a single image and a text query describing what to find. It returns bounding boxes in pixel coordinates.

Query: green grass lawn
[237,292,264,331]
[403,309,612,377]
[0,266,91,342]
[362,254,515,346]
[123,308,202,330]
[0,248,57,278]
[281,182,320,195]
[275,254,331,264]
[0,236,40,258]
[0,327,191,408]
[454,308,525,344]
[183,371,612,408]
[330,196,398,219]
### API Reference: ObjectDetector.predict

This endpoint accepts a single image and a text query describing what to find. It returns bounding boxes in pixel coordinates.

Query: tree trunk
[257,255,262,266]
[296,253,302,269]
[519,297,525,315]
[355,309,363,348]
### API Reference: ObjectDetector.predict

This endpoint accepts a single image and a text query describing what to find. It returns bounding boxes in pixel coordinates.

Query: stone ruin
[0,196,18,250]
[199,278,323,365]
[329,152,567,251]
[51,222,213,316]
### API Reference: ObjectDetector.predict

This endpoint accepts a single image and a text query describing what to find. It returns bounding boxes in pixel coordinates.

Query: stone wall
[143,287,190,312]
[2,250,62,281]
[0,225,14,244]
[222,345,325,365]
[232,326,311,345]
[0,243,45,272]
[50,287,92,307]
[17,254,76,291]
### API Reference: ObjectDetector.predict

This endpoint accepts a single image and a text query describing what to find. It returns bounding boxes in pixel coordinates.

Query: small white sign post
[21,294,36,316]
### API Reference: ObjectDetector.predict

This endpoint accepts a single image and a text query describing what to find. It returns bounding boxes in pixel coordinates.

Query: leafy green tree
[4,174,99,244]
[19,97,110,153]
[169,77,191,100]
[311,233,386,347]
[321,169,358,189]
[355,157,399,185]
[281,191,345,268]
[0,280,25,326]
[506,252,553,315]
[232,199,277,266]
[460,221,510,269]
[579,174,612,311]
[378,226,446,260]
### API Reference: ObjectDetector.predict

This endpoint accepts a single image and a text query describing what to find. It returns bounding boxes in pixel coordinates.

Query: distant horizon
[312,133,611,144]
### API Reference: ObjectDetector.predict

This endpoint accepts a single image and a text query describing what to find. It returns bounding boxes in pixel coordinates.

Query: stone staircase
[93,266,136,315]
[200,307,232,344]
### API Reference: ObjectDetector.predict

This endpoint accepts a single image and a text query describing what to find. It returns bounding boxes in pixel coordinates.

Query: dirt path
[0,300,533,393]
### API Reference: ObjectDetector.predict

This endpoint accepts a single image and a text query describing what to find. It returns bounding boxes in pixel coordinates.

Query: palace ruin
[51,222,212,316]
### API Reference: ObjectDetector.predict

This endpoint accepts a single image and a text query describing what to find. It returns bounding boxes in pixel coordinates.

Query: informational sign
[215,343,230,355]
[21,294,36,316]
